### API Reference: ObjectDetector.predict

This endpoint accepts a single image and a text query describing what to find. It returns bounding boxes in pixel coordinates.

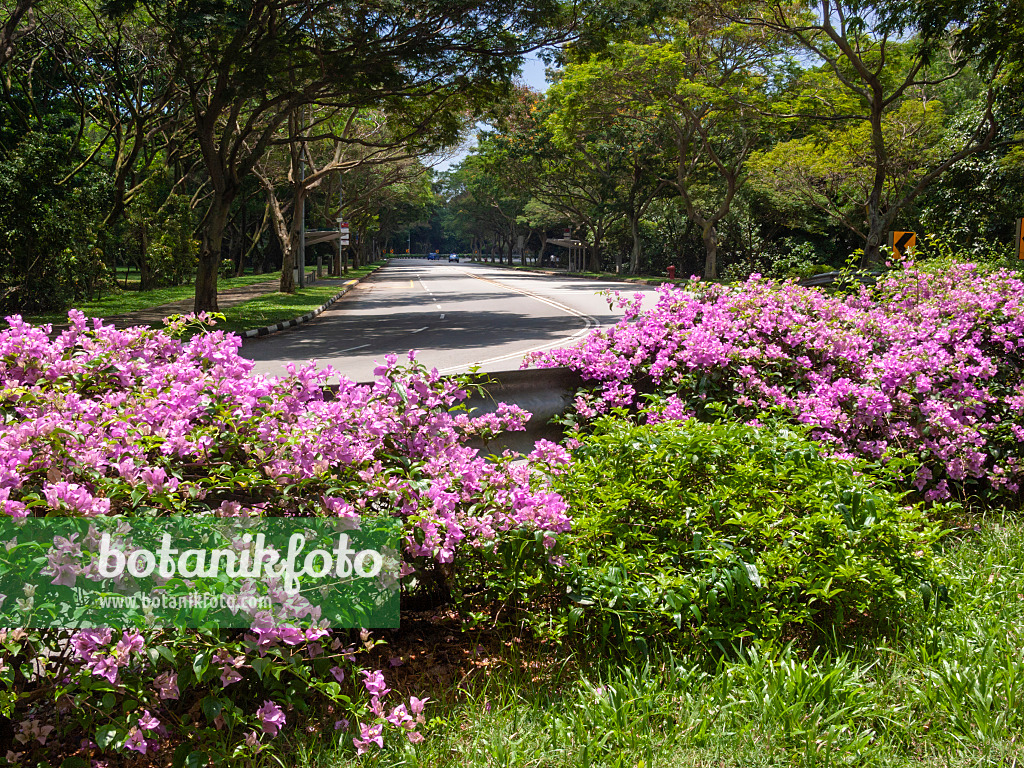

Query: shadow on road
[241,308,586,361]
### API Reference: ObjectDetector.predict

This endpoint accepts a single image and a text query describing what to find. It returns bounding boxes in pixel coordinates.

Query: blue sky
[432,51,551,173]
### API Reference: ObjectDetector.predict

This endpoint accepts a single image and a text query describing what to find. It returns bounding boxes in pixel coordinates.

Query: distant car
[448,253,459,262]
[427,252,438,260]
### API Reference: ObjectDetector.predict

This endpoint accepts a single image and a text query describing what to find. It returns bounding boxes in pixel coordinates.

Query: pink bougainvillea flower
[353,722,384,755]
[256,700,286,737]
[154,671,179,700]
[361,669,389,697]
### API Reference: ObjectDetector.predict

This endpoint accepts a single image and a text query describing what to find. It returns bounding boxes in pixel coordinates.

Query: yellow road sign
[1016,219,1024,261]
[888,231,916,258]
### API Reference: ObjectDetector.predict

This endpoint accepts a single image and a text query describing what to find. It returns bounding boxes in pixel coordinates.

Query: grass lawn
[23,270,284,326]
[281,516,1024,768]
[216,262,383,334]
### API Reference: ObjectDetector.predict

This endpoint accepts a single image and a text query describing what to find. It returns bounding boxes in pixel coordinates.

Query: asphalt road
[240,258,662,381]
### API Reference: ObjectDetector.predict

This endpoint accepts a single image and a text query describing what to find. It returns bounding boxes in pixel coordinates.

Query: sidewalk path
[100,270,319,329]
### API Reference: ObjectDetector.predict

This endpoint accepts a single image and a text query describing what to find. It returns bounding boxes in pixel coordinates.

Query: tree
[256,105,443,290]
[749,98,950,240]
[549,12,785,278]
[119,0,572,311]
[912,0,1024,77]
[545,60,670,273]
[732,0,1011,264]
[0,0,37,69]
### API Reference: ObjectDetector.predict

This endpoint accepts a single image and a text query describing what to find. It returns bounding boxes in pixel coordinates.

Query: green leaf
[251,656,272,680]
[95,725,119,749]
[193,651,210,681]
[201,696,223,722]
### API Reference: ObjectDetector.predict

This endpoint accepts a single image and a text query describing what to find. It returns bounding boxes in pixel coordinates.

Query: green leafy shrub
[547,415,945,657]
[0,129,112,312]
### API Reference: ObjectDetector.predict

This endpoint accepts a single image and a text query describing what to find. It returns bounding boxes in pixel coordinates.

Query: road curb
[239,265,382,340]
[467,261,676,287]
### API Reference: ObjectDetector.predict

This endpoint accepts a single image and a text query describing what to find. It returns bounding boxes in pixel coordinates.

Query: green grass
[215,262,383,334]
[24,270,285,325]
[277,517,1024,768]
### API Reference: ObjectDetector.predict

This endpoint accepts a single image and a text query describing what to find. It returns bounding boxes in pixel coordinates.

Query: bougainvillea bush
[528,262,1024,504]
[0,312,570,766]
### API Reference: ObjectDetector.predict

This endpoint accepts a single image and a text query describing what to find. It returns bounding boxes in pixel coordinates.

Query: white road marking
[439,314,445,320]
[436,270,600,373]
[337,343,370,353]
[410,327,428,334]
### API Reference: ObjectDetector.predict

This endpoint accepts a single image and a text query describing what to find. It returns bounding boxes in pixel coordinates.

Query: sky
[431,51,552,173]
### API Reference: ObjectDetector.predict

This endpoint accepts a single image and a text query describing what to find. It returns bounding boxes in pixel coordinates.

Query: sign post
[887,231,916,259]
[1016,218,1024,261]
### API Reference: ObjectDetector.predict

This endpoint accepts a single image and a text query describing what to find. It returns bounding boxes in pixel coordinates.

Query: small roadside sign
[888,231,916,258]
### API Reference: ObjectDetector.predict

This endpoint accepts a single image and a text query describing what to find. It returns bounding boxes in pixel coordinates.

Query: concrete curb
[239,265,382,340]
[324,366,587,456]
[467,260,676,287]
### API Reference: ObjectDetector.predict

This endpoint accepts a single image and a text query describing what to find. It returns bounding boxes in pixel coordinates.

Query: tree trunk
[138,221,155,291]
[195,196,232,313]
[862,92,888,267]
[702,222,718,281]
[279,235,296,293]
[588,225,602,272]
[234,208,247,276]
[630,216,641,274]
[862,210,888,267]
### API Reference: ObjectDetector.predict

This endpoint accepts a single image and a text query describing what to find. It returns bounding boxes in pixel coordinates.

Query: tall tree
[732,0,1011,264]
[116,0,572,311]
[549,11,785,278]
[748,96,951,241]
[256,105,441,291]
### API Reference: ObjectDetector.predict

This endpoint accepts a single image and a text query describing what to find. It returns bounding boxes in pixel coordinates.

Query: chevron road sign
[888,231,916,258]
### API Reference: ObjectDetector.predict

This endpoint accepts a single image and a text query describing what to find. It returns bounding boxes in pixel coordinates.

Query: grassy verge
[216,263,382,334]
[24,271,285,325]
[281,517,1024,768]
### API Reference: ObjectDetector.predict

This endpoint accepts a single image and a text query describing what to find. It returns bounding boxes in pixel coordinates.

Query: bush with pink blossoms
[0,312,570,765]
[528,262,1024,504]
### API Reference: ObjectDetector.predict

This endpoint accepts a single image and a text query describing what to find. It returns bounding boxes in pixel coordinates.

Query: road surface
[240,259,662,381]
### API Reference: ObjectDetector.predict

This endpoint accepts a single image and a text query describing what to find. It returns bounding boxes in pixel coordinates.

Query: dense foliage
[434,1,1022,278]
[0,0,578,313]
[0,313,569,764]
[546,416,943,655]
[528,263,1024,503]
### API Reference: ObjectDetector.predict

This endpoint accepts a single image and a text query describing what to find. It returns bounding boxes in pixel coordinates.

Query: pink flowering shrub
[528,263,1024,503]
[0,312,571,764]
